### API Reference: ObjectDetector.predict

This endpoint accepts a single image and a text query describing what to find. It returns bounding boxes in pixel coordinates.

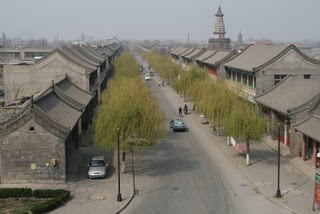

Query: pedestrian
[178,106,182,116]
[158,81,161,87]
[184,104,188,114]
[162,80,165,87]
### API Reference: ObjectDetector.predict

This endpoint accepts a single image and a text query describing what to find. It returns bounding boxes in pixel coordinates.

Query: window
[248,75,254,87]
[274,75,286,85]
[304,74,311,79]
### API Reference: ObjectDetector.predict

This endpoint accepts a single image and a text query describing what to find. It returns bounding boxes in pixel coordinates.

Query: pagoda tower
[208,6,231,50]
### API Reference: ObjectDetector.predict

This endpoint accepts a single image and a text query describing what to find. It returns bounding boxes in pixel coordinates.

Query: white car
[144,73,151,80]
[87,156,108,179]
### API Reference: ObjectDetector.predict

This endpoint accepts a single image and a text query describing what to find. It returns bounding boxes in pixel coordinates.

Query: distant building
[238,31,243,45]
[208,6,231,50]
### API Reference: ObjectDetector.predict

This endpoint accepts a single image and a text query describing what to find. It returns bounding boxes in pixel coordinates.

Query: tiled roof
[171,47,183,55]
[174,48,189,56]
[60,48,97,71]
[294,114,320,141]
[223,45,287,72]
[203,50,234,66]
[67,46,99,66]
[183,48,205,59]
[35,49,95,74]
[34,90,82,129]
[255,76,320,115]
[195,50,217,61]
[55,77,93,107]
[84,45,106,60]
[181,48,196,57]
[100,46,115,56]
[96,46,112,57]
[73,46,103,63]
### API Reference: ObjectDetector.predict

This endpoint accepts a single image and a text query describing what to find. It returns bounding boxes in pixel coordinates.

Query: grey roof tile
[84,45,106,60]
[203,50,233,65]
[181,48,196,57]
[34,91,82,129]
[223,45,287,72]
[55,78,92,106]
[183,48,204,59]
[68,47,99,66]
[60,48,97,71]
[195,50,217,61]
[294,114,320,141]
[255,76,320,114]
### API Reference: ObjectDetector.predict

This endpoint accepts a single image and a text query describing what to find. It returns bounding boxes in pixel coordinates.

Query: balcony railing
[227,80,256,103]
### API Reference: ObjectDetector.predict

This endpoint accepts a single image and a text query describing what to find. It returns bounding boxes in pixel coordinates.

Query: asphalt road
[122,54,292,214]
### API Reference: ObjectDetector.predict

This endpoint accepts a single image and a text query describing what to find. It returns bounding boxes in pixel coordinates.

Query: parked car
[144,73,151,80]
[170,118,186,132]
[150,71,155,76]
[199,115,209,124]
[87,156,108,179]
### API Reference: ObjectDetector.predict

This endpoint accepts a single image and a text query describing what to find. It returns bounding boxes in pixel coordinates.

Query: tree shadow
[132,139,200,177]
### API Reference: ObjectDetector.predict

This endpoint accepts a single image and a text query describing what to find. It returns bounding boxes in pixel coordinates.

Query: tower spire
[213,6,226,39]
[208,6,231,50]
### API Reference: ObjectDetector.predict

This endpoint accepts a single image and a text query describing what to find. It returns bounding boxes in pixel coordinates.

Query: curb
[115,193,135,214]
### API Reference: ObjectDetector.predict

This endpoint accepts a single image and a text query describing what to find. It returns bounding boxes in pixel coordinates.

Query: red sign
[313,172,320,209]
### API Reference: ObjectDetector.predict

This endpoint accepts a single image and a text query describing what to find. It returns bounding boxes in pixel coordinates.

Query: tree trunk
[246,141,250,166]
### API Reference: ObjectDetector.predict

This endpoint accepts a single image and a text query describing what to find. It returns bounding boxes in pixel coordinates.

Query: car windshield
[90,160,105,167]
[175,120,185,125]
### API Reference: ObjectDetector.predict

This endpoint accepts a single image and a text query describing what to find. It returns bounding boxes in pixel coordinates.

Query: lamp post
[130,133,137,194]
[117,128,122,202]
[275,123,282,198]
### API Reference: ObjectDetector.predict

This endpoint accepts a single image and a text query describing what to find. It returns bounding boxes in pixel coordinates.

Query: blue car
[170,118,186,132]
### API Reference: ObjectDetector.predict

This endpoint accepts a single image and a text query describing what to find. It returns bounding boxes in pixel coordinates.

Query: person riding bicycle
[184,104,188,114]
[178,106,182,116]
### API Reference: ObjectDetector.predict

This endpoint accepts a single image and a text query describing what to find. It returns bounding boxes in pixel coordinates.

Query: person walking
[178,106,182,116]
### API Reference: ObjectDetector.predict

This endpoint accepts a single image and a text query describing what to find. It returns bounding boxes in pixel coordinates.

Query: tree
[94,51,165,171]
[226,101,265,166]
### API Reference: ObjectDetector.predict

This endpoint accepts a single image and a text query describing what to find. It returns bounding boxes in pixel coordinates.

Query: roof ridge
[255,75,293,99]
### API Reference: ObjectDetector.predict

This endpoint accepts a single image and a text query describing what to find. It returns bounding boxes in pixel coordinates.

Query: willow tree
[226,101,265,166]
[94,52,165,170]
[95,76,165,149]
[178,65,208,101]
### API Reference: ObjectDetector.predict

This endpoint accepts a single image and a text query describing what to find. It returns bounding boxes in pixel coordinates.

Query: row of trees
[94,51,165,169]
[143,51,265,165]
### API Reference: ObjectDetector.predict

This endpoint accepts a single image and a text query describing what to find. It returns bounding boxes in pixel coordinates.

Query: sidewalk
[166,82,319,214]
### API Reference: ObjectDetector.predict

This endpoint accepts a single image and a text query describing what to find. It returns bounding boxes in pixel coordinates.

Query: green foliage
[0,188,32,198]
[0,188,70,214]
[226,101,265,144]
[30,189,70,214]
[94,51,165,151]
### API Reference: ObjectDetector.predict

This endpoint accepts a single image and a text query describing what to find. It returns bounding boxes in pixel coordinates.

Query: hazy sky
[1,0,319,42]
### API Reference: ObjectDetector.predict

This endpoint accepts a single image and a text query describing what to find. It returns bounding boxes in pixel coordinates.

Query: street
[120,56,292,213]
[47,54,298,214]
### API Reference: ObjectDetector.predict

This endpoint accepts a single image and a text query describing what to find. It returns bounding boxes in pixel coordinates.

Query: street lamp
[275,123,282,198]
[117,128,122,202]
[130,133,137,195]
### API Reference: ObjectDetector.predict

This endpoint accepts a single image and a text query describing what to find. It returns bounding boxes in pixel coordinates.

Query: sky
[1,0,319,42]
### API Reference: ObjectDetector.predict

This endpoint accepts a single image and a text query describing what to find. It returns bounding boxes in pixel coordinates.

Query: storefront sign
[313,172,320,210]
